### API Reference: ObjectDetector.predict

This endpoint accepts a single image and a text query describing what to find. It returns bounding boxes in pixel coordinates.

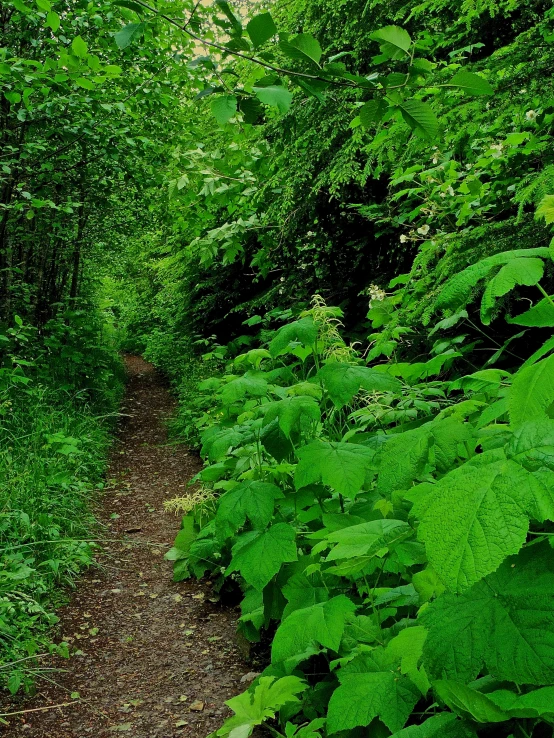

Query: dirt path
[3,357,254,737]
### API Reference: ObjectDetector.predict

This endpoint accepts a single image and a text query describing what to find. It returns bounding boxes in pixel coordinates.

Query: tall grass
[0,342,122,694]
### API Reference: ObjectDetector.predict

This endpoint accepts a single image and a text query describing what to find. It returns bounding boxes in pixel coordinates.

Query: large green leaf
[370,26,412,58]
[508,297,554,327]
[323,519,412,561]
[279,34,322,66]
[327,652,420,734]
[114,22,145,49]
[397,99,438,140]
[246,12,277,48]
[282,572,329,619]
[227,523,297,590]
[377,427,432,494]
[448,70,494,96]
[421,543,554,684]
[262,395,320,438]
[295,440,376,497]
[488,686,554,718]
[254,85,293,113]
[359,98,388,127]
[434,681,509,723]
[509,354,554,426]
[211,94,237,125]
[272,595,356,662]
[215,481,283,539]
[435,248,550,310]
[390,713,476,737]
[269,317,318,358]
[480,257,544,324]
[317,362,401,409]
[220,371,269,404]
[414,454,543,591]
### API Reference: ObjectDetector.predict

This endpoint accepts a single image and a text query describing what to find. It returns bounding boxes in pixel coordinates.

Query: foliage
[0,316,122,695]
[167,233,554,738]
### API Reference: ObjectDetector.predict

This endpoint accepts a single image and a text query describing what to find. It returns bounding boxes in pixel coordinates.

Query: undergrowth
[0,314,123,696]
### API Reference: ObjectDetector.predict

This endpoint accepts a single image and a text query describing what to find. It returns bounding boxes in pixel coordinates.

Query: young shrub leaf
[447,70,494,96]
[211,95,238,125]
[434,681,510,723]
[369,26,412,58]
[509,354,554,427]
[227,523,297,590]
[327,652,420,733]
[279,34,323,66]
[115,22,145,49]
[271,595,356,662]
[253,85,293,113]
[246,12,277,48]
[317,362,401,409]
[295,441,376,498]
[397,99,438,140]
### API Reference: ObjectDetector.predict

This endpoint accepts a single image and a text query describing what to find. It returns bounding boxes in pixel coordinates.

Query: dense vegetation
[4,0,554,736]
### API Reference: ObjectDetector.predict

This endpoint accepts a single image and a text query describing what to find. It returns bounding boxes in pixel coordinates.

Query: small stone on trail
[240,672,260,683]
[189,700,204,712]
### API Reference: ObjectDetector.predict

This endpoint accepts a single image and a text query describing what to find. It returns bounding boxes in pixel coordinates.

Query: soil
[2,356,260,738]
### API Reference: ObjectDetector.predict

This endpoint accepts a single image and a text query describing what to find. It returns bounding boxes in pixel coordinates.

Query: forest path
[3,356,252,738]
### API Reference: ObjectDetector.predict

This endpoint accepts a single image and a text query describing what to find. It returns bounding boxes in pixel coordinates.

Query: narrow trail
[4,357,254,738]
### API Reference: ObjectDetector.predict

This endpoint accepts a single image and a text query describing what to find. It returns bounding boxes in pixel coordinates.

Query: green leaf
[75,77,95,90]
[272,595,356,662]
[389,713,476,737]
[211,94,238,125]
[397,99,438,140]
[71,35,88,58]
[488,686,554,718]
[263,395,320,439]
[536,194,554,225]
[435,248,550,310]
[295,440,376,497]
[253,85,293,113]
[480,257,544,324]
[421,542,554,684]
[216,481,283,539]
[45,10,59,30]
[327,653,420,734]
[246,12,277,48]
[115,22,145,49]
[279,34,322,66]
[359,98,388,127]
[377,428,432,494]
[220,371,268,404]
[215,676,307,737]
[509,354,554,426]
[317,362,401,409]
[370,26,412,58]
[324,519,412,561]
[227,523,297,590]
[215,0,242,36]
[414,454,543,591]
[269,317,318,358]
[434,681,509,722]
[508,297,554,327]
[447,70,494,96]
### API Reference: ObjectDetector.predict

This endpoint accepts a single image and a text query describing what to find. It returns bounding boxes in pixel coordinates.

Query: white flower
[525,110,538,121]
[439,192,446,198]
[400,234,408,243]
[368,284,386,301]
[432,156,439,164]
[490,143,503,151]
[519,89,527,94]
[417,224,430,236]
[465,163,472,170]
[280,276,285,282]
[447,185,455,196]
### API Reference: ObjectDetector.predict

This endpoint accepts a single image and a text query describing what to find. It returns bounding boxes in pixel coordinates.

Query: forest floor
[2,356,259,738]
